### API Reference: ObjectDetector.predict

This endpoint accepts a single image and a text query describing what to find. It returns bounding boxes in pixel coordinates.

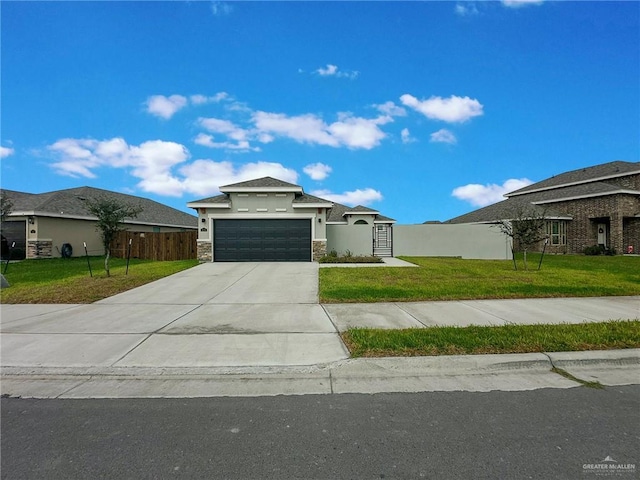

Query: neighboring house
[187,177,396,262]
[447,161,640,254]
[0,186,197,259]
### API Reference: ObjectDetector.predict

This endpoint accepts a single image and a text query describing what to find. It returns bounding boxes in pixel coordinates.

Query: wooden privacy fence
[111,231,197,261]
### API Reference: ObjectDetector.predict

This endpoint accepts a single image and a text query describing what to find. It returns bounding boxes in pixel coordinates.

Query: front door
[597,223,607,247]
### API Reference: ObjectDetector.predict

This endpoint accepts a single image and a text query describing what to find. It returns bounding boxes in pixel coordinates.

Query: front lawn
[319,254,640,303]
[342,320,640,357]
[0,257,198,304]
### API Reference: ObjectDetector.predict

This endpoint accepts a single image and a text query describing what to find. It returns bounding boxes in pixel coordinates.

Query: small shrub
[584,245,603,256]
[318,254,384,264]
[584,245,617,256]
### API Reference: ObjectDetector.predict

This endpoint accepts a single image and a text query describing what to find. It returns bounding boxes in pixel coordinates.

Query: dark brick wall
[543,193,638,253]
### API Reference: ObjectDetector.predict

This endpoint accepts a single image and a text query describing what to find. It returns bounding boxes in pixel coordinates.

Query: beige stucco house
[1,186,197,259]
[187,177,396,262]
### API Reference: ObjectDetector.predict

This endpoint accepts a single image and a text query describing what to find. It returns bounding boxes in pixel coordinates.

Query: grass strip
[550,366,604,389]
[341,320,640,357]
[320,254,640,303]
[0,257,198,304]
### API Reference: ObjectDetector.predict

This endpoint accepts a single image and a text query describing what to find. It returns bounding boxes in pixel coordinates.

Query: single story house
[187,177,396,262]
[1,186,197,259]
[447,161,640,254]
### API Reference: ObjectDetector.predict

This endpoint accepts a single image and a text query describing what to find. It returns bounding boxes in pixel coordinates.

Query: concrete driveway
[1,262,349,369]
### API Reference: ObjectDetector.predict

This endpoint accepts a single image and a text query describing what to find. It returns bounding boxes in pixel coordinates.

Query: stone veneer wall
[312,240,327,261]
[197,241,212,262]
[27,240,53,259]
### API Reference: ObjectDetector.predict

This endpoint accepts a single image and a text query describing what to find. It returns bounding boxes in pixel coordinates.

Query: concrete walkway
[1,261,638,398]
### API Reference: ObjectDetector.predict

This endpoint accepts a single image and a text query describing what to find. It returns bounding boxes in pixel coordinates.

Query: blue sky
[1,1,638,223]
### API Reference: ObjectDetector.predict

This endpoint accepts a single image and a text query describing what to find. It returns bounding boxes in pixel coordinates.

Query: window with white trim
[545,220,566,245]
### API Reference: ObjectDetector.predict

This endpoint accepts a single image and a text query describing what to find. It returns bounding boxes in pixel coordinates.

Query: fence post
[83,242,93,277]
[126,238,132,275]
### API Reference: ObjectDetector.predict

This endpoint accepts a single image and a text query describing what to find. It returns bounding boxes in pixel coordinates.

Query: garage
[213,218,312,262]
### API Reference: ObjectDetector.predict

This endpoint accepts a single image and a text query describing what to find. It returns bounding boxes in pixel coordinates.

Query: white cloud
[328,114,389,150]
[253,111,337,146]
[317,64,338,76]
[401,128,416,144]
[312,188,383,207]
[252,111,389,150]
[47,137,190,195]
[145,94,188,119]
[1,146,15,158]
[190,92,229,105]
[211,2,233,16]
[502,0,543,7]
[455,2,479,16]
[194,133,260,152]
[180,160,298,197]
[197,117,249,142]
[374,101,407,117]
[430,128,457,144]
[452,178,533,207]
[400,94,484,123]
[46,136,298,198]
[303,163,332,181]
[315,64,359,80]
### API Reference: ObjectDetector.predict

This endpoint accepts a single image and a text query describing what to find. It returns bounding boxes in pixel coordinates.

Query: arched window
[354,219,369,225]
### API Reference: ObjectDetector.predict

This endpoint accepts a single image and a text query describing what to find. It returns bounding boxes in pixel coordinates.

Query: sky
[1,1,638,223]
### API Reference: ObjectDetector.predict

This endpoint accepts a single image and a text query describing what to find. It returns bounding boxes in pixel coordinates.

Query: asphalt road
[2,387,639,479]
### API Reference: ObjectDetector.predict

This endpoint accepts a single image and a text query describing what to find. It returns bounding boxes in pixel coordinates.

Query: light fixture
[28,217,35,224]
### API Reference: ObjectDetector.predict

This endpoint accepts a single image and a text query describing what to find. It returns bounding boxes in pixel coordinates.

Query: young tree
[1,191,14,222]
[84,197,142,276]
[497,206,548,270]
[1,192,14,263]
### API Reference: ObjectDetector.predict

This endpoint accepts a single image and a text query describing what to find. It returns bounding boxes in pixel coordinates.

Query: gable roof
[186,176,394,222]
[219,176,303,193]
[326,201,395,223]
[344,205,380,215]
[447,160,640,224]
[2,186,197,228]
[446,197,567,224]
[507,161,640,197]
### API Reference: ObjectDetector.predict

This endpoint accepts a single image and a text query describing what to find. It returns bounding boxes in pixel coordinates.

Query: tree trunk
[105,248,111,277]
[523,249,528,271]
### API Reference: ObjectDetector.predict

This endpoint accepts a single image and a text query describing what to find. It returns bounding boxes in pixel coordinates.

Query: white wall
[327,223,511,260]
[326,224,373,256]
[394,224,511,259]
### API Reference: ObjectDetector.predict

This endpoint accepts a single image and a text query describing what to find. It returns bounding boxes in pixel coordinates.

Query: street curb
[3,349,637,378]
[2,350,638,399]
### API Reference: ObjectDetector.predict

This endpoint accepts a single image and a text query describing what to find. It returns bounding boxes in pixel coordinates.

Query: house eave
[219,186,303,194]
[6,211,197,229]
[343,211,380,217]
[506,170,640,197]
[292,203,333,209]
[186,202,231,209]
[531,189,640,205]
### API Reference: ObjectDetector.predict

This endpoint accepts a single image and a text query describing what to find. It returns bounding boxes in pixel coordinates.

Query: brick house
[447,161,640,254]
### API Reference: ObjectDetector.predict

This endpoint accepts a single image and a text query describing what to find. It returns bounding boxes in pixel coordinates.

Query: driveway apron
[1,262,349,371]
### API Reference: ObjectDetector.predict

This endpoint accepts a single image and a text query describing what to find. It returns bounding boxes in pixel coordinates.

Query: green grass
[0,257,198,304]
[320,254,640,303]
[341,320,640,357]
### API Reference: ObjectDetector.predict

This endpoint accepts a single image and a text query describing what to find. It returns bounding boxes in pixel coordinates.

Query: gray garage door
[213,219,311,262]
